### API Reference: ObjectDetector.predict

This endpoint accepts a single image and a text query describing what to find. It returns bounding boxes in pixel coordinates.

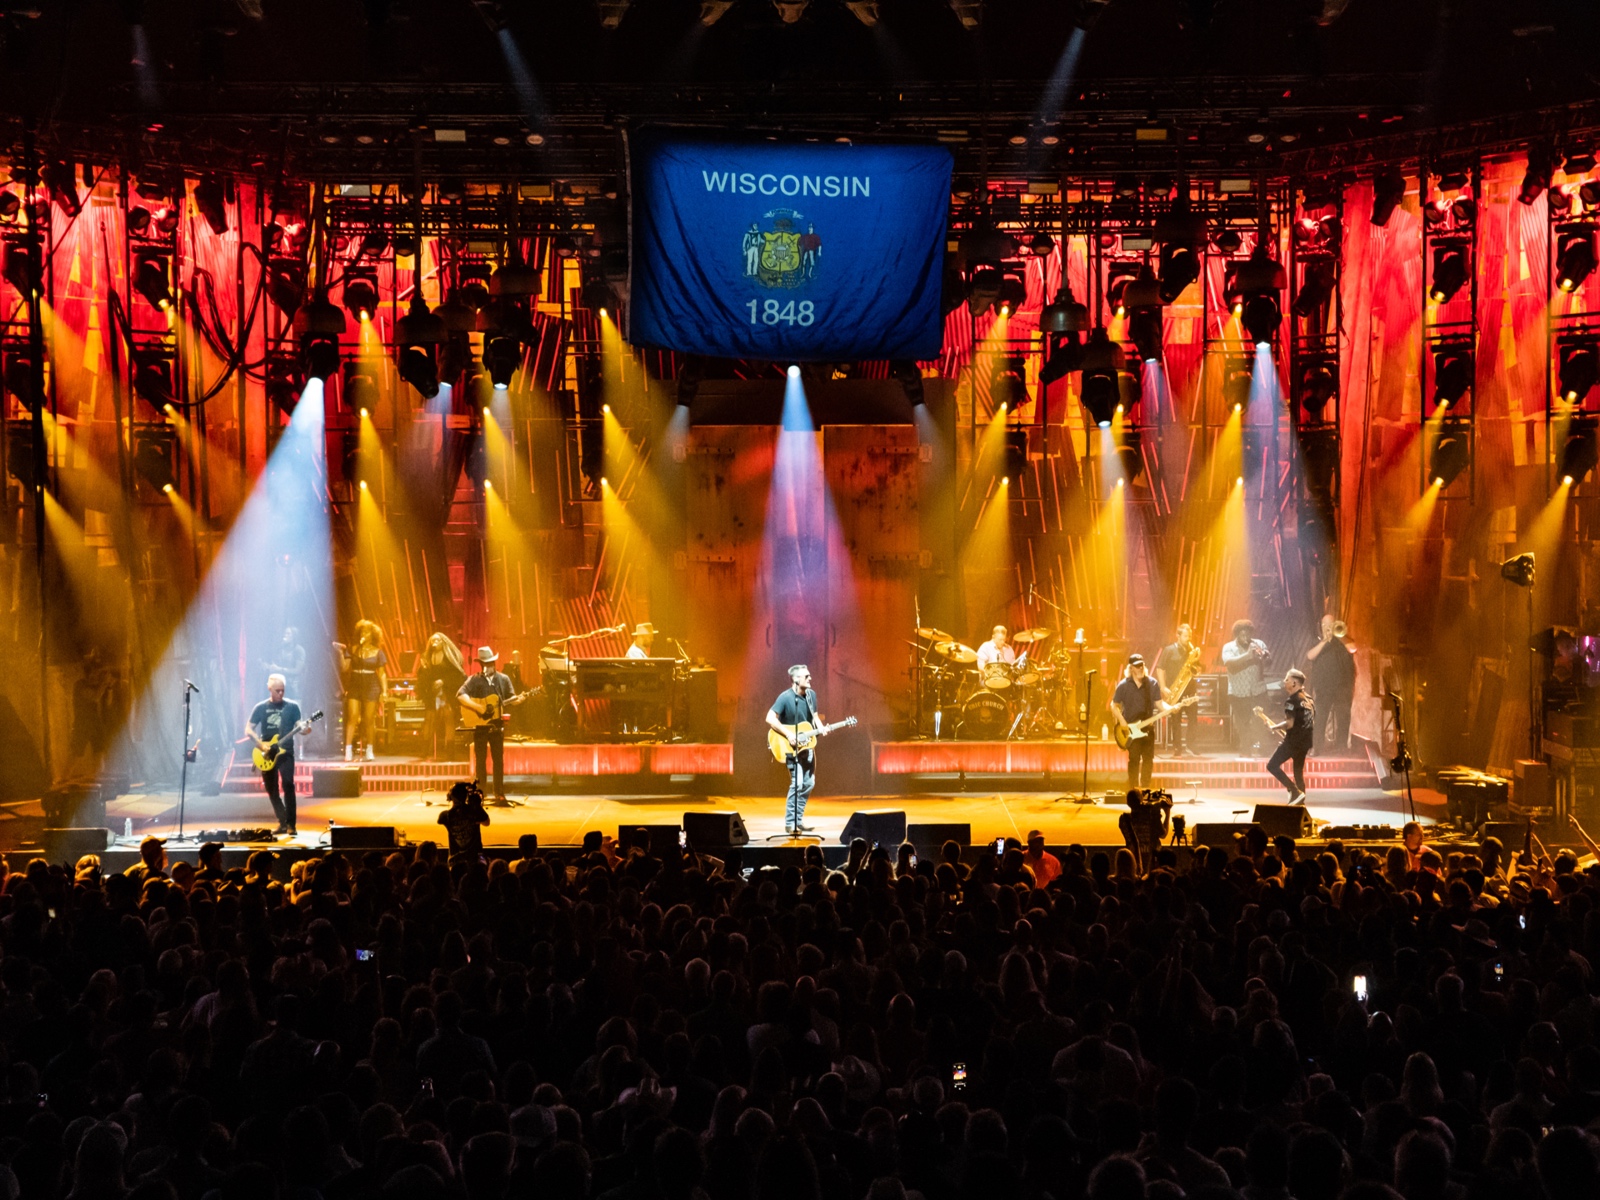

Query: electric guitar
[768,716,858,764]
[252,710,324,771]
[1114,696,1200,749]
[459,689,533,729]
[1251,705,1287,742]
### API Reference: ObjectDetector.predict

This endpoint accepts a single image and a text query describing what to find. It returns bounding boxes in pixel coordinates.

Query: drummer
[976,625,1017,672]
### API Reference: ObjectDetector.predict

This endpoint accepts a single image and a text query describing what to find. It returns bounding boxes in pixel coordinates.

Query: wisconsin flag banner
[628,133,951,361]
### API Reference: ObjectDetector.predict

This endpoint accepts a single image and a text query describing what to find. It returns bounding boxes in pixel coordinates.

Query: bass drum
[960,689,1013,739]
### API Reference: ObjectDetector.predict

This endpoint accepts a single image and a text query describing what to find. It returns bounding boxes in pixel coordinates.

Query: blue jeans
[785,752,815,829]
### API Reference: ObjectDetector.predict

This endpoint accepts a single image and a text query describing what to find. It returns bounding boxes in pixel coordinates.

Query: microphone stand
[1387,690,1417,825]
[175,680,199,844]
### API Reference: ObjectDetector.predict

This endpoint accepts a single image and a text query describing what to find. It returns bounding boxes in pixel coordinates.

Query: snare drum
[982,665,1013,691]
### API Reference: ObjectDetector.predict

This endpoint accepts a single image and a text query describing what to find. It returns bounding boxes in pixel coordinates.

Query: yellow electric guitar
[459,689,533,730]
[1114,696,1200,749]
[252,710,323,771]
[768,716,858,764]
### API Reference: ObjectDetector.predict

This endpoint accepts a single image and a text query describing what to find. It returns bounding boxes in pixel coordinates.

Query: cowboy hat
[632,623,656,638]
[476,646,499,664]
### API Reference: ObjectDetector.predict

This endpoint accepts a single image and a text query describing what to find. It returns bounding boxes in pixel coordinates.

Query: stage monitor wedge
[905,822,971,856]
[682,810,749,848]
[1252,803,1312,839]
[840,809,907,847]
[313,767,363,798]
[330,825,396,849]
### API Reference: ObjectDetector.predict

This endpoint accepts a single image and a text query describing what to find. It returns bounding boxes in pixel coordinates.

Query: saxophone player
[1154,622,1200,757]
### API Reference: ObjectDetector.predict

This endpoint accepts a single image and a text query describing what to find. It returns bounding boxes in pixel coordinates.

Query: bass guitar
[768,716,858,764]
[1251,705,1287,741]
[252,710,324,771]
[460,689,533,730]
[1114,696,1200,749]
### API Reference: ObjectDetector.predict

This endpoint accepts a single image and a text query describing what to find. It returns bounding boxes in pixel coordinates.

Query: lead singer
[766,664,827,835]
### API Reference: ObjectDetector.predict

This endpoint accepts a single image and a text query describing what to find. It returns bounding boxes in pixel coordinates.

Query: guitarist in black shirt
[1263,668,1316,804]
[457,646,526,804]
[247,674,304,836]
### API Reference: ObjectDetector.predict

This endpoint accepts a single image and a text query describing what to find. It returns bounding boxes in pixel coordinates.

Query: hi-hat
[935,641,978,664]
[1012,627,1055,645]
[916,626,953,643]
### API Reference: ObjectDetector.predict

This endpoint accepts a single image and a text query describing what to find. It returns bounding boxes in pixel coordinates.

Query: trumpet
[1331,620,1348,639]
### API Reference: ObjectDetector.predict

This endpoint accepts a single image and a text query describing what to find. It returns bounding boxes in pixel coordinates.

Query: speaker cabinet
[1252,803,1312,839]
[839,809,907,847]
[682,810,749,848]
[330,825,396,849]
[312,767,363,798]
[1192,823,1261,852]
[41,827,111,862]
[905,822,971,856]
[620,824,682,857]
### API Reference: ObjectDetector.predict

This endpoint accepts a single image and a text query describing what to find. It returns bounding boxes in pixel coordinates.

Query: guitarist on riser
[457,646,528,805]
[1111,654,1167,790]
[766,664,827,835]
[247,674,308,836]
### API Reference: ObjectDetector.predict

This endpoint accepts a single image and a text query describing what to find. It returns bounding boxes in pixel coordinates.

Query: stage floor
[92,778,1442,854]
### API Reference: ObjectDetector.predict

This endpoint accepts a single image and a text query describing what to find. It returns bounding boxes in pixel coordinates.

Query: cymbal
[1011,627,1055,645]
[935,641,978,664]
[916,626,953,643]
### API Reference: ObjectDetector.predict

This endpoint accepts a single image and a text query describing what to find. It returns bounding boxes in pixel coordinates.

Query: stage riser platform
[873,741,1380,786]
[220,744,734,793]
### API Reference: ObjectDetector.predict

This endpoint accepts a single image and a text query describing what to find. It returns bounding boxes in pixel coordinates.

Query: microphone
[1027,582,1034,603]
[184,679,200,694]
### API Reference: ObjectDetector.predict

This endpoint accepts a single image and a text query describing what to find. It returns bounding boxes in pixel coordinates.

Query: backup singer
[246,674,303,836]
[416,633,466,760]
[335,620,387,762]
[1265,668,1316,804]
[766,664,827,835]
[975,625,1016,671]
[1154,622,1198,756]
[1221,619,1271,754]
[1111,654,1167,789]
[458,646,516,804]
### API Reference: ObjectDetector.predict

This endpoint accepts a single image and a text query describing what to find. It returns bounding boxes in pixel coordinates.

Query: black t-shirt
[461,671,514,706]
[771,688,818,728]
[1112,676,1161,723]
[1283,691,1316,749]
[248,699,303,754]
[418,661,467,709]
[438,803,489,855]
[1155,641,1192,684]
[1309,640,1357,694]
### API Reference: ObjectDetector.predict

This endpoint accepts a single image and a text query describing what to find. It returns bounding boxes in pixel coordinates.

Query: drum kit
[910,626,1075,739]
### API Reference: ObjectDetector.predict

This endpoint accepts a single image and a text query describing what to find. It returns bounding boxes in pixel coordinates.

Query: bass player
[765,664,827,835]
[457,646,527,805]
[1111,654,1167,790]
[247,673,307,836]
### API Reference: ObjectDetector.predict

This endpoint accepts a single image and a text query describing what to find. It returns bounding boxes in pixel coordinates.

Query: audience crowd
[0,819,1596,1200]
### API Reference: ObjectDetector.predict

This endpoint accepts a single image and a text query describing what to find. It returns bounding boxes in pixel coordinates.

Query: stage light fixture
[949,0,979,28]
[41,162,81,218]
[458,263,493,310]
[1450,197,1477,231]
[844,0,878,22]
[1428,243,1469,303]
[194,175,230,235]
[1370,169,1407,227]
[4,422,37,487]
[132,427,177,493]
[2,238,41,295]
[996,272,1026,317]
[582,278,619,313]
[1430,424,1471,489]
[1565,152,1597,175]
[1115,435,1145,485]
[773,0,808,20]
[126,206,151,235]
[1560,417,1600,484]
[395,294,445,346]
[1559,339,1599,402]
[398,346,440,400]
[1078,329,1124,428]
[1432,343,1472,409]
[133,254,172,310]
[1294,354,1337,419]
[1040,285,1089,334]
[266,260,305,316]
[303,336,341,383]
[490,251,541,298]
[1222,358,1252,412]
[133,348,175,408]
[359,230,390,258]
[1556,230,1596,293]
[1212,229,1243,255]
[991,356,1029,411]
[1158,241,1200,303]
[1499,552,1535,588]
[700,0,735,22]
[3,352,38,408]
[1242,294,1280,347]
[1128,307,1163,363]
[342,271,379,321]
[1029,230,1056,257]
[1292,259,1335,318]
[891,360,925,407]
[344,365,379,412]
[1520,147,1554,205]
[486,336,522,390]
[596,0,630,25]
[1004,428,1029,481]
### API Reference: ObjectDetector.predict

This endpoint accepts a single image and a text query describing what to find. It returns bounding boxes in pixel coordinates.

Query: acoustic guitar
[1114,696,1199,749]
[459,689,533,730]
[768,716,858,765]
[252,710,324,771]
